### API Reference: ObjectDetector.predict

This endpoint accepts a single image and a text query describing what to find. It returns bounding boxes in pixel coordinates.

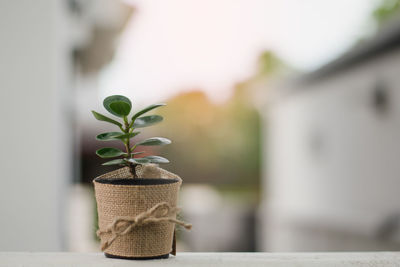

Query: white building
[0,0,131,251]
[262,18,400,251]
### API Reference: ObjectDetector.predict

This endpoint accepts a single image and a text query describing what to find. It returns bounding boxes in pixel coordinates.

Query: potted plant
[91,95,191,260]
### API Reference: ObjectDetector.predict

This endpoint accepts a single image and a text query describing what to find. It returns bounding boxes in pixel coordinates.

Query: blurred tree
[156,91,220,184]
[219,83,261,187]
[157,88,260,187]
[256,51,286,78]
[157,89,260,186]
[373,0,400,25]
[154,51,286,195]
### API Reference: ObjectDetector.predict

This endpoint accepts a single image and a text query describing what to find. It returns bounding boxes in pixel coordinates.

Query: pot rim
[93,177,180,186]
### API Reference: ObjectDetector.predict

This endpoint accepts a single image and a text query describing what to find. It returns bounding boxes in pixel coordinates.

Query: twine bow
[96,202,192,251]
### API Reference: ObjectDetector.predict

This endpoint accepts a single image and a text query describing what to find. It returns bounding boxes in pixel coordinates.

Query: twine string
[96,202,192,251]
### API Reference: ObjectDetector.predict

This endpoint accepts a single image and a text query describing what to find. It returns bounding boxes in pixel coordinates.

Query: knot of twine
[96,202,192,251]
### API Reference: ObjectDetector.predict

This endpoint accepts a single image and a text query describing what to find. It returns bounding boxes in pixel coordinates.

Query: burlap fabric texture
[93,164,185,258]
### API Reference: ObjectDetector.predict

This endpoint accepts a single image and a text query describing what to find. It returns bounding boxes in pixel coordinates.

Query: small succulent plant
[92,95,170,177]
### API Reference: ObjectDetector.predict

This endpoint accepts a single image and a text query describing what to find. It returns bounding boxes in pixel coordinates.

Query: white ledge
[0,252,400,267]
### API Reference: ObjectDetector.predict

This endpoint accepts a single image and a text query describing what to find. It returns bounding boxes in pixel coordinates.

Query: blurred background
[1,0,400,252]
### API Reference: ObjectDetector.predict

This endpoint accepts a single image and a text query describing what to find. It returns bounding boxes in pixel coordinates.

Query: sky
[100,0,380,104]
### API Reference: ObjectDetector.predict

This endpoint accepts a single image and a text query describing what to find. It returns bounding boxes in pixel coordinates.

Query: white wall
[0,0,72,251]
[263,48,400,251]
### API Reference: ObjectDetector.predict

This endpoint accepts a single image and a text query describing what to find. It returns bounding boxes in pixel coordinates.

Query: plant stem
[123,116,137,178]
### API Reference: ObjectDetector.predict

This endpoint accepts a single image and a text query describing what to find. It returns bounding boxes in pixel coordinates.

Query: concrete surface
[0,252,399,266]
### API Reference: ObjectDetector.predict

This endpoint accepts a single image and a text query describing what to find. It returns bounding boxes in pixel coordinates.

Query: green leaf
[132,103,166,121]
[136,137,171,146]
[96,132,124,141]
[125,158,150,164]
[96,132,140,141]
[103,95,132,117]
[142,156,169,164]
[96,147,126,158]
[113,132,140,140]
[132,151,145,155]
[102,159,127,166]
[133,115,163,128]
[92,111,122,127]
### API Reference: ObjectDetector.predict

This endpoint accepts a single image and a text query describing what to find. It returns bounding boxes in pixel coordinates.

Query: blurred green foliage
[142,50,286,203]
[157,87,261,188]
[373,0,400,25]
[256,51,285,77]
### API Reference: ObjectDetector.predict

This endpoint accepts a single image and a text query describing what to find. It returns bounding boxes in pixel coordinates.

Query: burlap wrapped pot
[93,164,189,259]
